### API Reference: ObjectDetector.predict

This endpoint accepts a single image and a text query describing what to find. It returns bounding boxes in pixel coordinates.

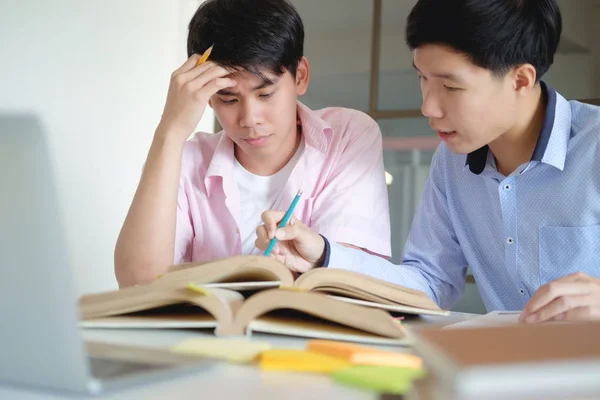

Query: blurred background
[2,0,599,313]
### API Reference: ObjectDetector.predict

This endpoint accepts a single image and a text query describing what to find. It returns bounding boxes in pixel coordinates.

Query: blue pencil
[264,189,303,257]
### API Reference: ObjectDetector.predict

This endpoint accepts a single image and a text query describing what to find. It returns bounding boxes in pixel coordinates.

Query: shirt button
[519,289,525,295]
[503,184,511,190]
[506,237,514,244]
[236,228,240,234]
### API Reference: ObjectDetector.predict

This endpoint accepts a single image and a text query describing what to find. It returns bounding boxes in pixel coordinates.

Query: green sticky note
[331,366,426,394]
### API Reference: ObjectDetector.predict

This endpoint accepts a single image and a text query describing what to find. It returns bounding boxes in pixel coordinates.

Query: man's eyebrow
[216,89,237,96]
[216,76,278,96]
[412,62,466,84]
[252,76,277,90]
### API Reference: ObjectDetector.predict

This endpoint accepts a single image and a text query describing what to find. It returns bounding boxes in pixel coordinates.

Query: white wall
[0,0,213,295]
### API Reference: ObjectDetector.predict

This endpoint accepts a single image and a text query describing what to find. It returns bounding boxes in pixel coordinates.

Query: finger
[271,244,287,256]
[261,211,287,239]
[558,272,592,283]
[173,54,204,76]
[522,281,598,317]
[255,224,269,241]
[181,63,231,89]
[193,77,237,102]
[288,216,307,228]
[266,252,282,262]
[275,222,307,242]
[554,306,600,322]
[254,225,270,250]
[525,294,594,323]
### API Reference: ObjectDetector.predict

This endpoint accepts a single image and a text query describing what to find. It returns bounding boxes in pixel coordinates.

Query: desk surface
[0,313,475,400]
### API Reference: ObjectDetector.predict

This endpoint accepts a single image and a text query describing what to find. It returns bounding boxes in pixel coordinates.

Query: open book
[80,287,407,345]
[138,255,446,316]
[80,256,445,345]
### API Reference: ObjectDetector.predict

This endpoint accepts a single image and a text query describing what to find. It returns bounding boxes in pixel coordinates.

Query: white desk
[0,313,475,400]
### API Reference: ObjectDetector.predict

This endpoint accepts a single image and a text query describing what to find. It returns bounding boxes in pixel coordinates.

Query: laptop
[0,114,212,395]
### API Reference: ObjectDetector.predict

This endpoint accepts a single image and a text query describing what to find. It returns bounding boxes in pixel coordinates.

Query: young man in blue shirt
[255,0,600,323]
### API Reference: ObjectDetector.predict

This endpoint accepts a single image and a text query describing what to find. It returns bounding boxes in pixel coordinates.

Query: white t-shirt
[233,138,305,255]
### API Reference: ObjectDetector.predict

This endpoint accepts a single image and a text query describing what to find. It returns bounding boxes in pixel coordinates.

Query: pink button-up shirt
[174,101,391,264]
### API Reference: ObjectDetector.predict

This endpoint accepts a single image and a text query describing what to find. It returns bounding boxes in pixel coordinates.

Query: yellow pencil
[196,45,214,67]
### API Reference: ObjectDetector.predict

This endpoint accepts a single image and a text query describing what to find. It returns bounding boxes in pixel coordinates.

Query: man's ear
[512,64,537,95]
[295,56,310,96]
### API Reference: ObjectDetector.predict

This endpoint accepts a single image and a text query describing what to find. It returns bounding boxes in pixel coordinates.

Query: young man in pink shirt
[114,0,391,287]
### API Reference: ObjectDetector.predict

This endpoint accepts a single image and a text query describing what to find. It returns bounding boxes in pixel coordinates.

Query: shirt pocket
[539,225,600,285]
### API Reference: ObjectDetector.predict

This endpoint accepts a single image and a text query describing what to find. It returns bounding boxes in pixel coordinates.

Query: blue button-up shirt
[326,82,600,311]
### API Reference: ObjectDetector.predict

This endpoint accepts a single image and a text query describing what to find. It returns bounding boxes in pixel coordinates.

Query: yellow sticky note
[187,282,211,296]
[259,349,350,373]
[170,338,270,364]
[278,285,306,292]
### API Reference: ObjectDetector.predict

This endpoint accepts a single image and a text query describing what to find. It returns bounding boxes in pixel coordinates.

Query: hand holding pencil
[255,192,327,273]
[157,45,236,142]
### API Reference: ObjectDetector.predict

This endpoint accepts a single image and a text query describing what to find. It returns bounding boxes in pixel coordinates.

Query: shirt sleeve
[310,117,391,258]
[325,146,469,309]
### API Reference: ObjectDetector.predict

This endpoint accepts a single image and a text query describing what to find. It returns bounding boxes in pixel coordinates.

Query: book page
[249,313,408,346]
[163,255,294,287]
[295,268,442,312]
[220,289,407,343]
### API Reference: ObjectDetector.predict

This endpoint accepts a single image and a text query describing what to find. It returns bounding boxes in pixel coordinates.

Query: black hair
[406,0,562,79]
[187,0,304,78]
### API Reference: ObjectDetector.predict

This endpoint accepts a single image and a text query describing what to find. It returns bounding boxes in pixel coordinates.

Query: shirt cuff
[319,234,331,268]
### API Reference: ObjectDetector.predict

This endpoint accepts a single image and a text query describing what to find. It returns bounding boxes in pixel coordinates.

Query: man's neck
[489,85,546,177]
[235,126,302,176]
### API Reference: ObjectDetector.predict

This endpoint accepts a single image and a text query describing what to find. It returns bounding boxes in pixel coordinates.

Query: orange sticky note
[306,340,422,369]
[259,349,350,373]
[196,45,214,66]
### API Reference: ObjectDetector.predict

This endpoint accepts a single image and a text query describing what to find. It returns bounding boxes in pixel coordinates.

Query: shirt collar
[465,81,569,175]
[296,101,333,154]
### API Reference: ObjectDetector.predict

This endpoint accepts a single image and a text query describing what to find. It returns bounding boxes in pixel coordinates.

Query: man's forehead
[413,45,487,78]
[226,68,280,84]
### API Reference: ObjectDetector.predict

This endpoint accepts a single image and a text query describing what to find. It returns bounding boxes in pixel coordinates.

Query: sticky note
[306,340,423,369]
[187,282,211,296]
[170,338,270,364]
[259,349,350,373]
[332,366,426,394]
